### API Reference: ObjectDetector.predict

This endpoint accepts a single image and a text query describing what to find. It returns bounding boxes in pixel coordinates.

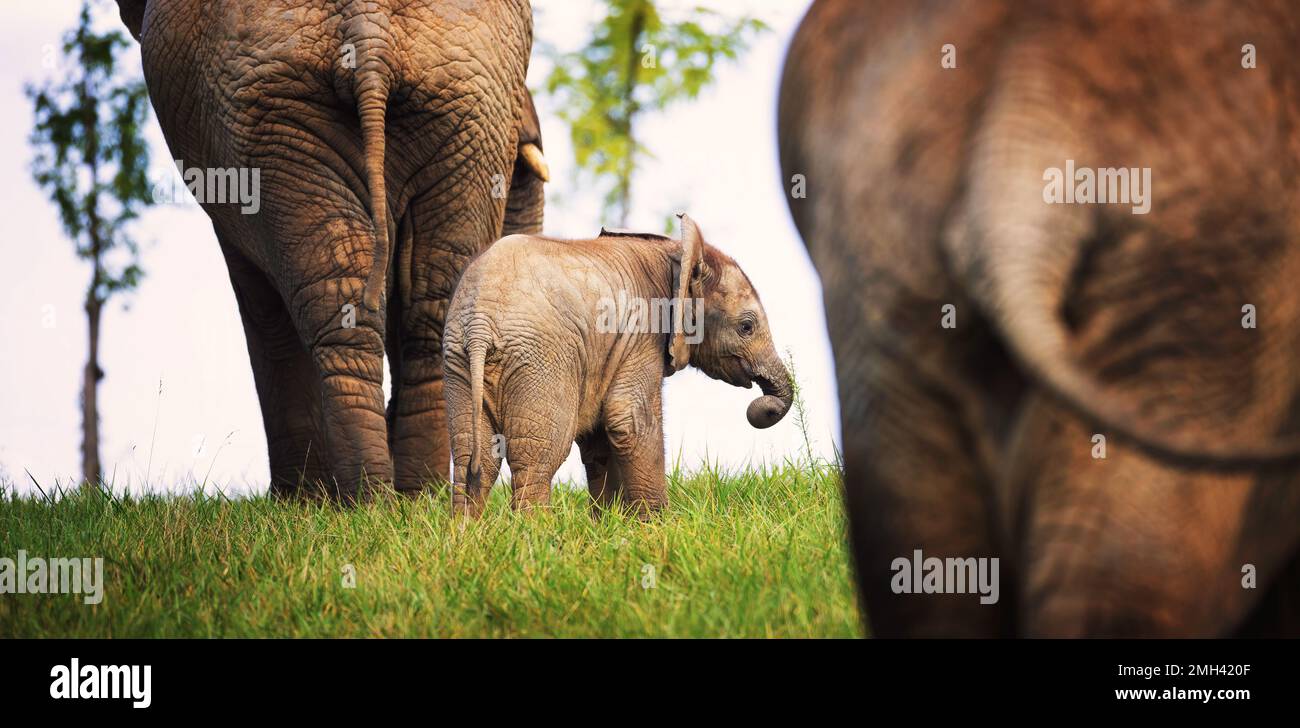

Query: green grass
[0,464,861,637]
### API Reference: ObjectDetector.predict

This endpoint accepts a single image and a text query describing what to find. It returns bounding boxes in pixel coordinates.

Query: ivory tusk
[520,142,550,182]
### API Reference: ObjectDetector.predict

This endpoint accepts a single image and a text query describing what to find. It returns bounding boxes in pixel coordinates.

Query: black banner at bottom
[0,638,1287,716]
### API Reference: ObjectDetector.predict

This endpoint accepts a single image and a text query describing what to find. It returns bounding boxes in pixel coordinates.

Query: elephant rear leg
[501,384,578,511]
[1008,392,1293,637]
[837,340,1012,637]
[390,335,451,493]
[388,212,454,494]
[213,115,394,501]
[270,215,393,502]
[449,418,500,517]
[221,244,329,499]
[392,125,514,493]
[578,428,623,513]
[503,438,571,512]
[447,362,501,517]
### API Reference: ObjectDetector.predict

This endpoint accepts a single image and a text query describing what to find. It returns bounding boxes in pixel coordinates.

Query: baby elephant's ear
[670,213,704,371]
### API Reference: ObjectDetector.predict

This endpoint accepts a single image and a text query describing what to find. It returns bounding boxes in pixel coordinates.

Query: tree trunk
[81,289,102,487]
[79,75,104,489]
[616,2,647,227]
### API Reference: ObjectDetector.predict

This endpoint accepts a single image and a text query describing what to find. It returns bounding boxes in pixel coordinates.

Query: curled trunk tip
[748,360,793,429]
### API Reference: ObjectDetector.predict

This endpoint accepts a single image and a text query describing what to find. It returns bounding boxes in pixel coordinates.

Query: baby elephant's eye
[738,320,755,337]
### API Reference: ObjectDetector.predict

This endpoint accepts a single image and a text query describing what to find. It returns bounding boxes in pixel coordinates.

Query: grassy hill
[0,464,860,637]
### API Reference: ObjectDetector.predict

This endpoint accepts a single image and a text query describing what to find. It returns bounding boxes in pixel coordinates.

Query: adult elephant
[114,1,549,500]
[779,0,1300,636]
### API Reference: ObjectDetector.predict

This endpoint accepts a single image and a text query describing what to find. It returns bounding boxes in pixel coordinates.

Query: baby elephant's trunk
[747,355,793,429]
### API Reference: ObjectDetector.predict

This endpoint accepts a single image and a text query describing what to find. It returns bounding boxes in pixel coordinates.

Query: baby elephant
[443,213,793,516]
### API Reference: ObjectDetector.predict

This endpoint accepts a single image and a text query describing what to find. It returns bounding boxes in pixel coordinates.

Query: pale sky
[0,0,838,496]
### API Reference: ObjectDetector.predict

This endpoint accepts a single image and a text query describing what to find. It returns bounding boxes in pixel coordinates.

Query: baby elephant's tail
[466,339,489,491]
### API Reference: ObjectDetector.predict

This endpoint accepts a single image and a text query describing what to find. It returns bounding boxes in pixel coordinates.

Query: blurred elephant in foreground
[115,0,549,500]
[779,0,1300,636]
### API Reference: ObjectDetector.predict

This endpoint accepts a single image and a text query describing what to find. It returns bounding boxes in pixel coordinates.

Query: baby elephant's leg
[502,393,576,511]
[578,428,623,513]
[604,385,667,518]
[445,350,500,518]
[504,439,569,511]
[451,411,501,517]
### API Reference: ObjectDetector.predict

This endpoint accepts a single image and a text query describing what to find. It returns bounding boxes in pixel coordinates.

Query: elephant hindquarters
[1007,391,1265,637]
[132,0,537,500]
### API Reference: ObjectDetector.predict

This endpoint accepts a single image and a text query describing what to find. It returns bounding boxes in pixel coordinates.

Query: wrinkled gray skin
[443,214,793,517]
[115,1,548,501]
[780,0,1300,636]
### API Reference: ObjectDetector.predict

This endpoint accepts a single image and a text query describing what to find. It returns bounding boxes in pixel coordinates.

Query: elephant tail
[949,116,1300,468]
[466,338,489,490]
[357,71,390,313]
